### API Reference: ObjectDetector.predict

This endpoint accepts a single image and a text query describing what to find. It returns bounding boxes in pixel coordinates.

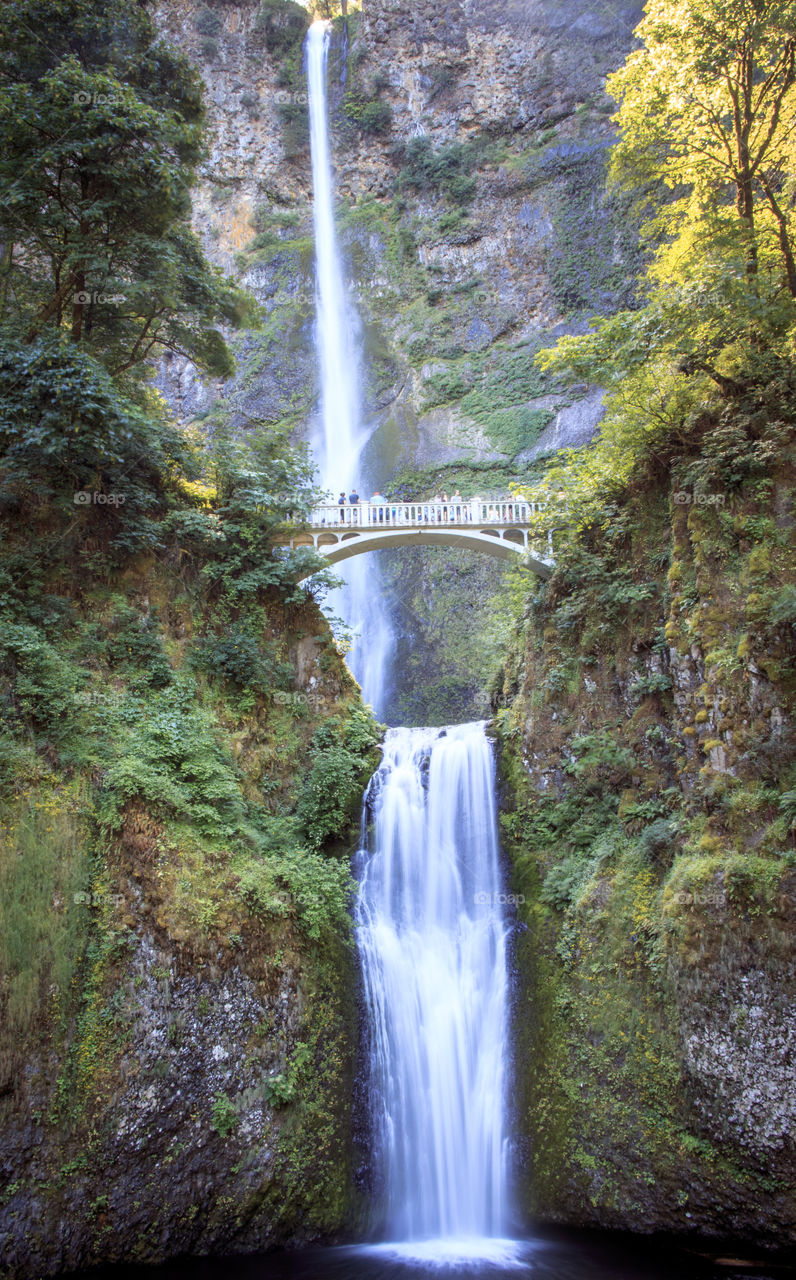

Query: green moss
[414,340,559,456]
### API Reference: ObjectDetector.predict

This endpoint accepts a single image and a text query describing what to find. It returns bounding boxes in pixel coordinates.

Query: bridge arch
[287,499,555,579]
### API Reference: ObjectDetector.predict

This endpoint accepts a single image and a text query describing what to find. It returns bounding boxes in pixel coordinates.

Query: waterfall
[306,20,393,716]
[355,723,516,1262]
[308,27,516,1262]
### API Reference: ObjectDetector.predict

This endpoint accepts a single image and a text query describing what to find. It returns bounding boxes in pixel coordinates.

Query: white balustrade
[306,499,548,529]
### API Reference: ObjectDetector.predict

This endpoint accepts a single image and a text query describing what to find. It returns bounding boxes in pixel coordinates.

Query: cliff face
[497,420,796,1247]
[0,541,379,1275]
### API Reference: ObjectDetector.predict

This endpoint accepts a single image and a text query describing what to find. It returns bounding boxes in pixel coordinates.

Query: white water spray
[355,723,514,1257]
[306,21,393,714]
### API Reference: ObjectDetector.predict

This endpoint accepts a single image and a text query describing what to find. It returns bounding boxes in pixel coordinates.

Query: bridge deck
[285,500,556,576]
[306,498,543,530]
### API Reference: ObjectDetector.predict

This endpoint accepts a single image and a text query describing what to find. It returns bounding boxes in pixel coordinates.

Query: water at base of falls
[354,723,513,1259]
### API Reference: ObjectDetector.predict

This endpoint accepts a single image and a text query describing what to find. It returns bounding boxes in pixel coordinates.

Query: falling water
[355,723,516,1262]
[306,20,393,714]
[309,22,515,1261]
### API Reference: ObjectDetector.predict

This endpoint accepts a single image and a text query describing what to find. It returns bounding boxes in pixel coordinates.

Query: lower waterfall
[355,723,515,1262]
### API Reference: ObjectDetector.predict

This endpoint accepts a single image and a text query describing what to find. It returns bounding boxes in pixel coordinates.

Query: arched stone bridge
[285,499,555,579]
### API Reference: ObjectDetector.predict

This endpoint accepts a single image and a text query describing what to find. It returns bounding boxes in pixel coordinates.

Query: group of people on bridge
[334,488,526,525]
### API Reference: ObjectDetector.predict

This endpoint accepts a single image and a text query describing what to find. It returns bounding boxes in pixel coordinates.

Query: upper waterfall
[307,19,362,486]
[305,19,394,716]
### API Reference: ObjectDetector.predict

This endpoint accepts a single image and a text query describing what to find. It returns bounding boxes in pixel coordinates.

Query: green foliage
[638,817,678,863]
[342,90,392,135]
[396,136,487,207]
[547,149,648,315]
[199,421,337,605]
[547,544,658,648]
[252,0,309,155]
[421,343,553,458]
[530,0,796,526]
[297,710,382,850]
[608,0,796,307]
[0,620,78,740]
[195,6,222,37]
[263,1072,296,1107]
[191,625,293,694]
[0,794,88,1032]
[106,607,172,688]
[211,1091,238,1138]
[566,730,635,789]
[0,0,252,378]
[277,100,309,158]
[0,338,192,548]
[263,1041,311,1108]
[97,677,251,836]
[253,0,309,59]
[768,584,796,630]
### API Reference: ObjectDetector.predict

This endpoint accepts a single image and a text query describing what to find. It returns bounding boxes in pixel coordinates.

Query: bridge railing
[307,499,550,528]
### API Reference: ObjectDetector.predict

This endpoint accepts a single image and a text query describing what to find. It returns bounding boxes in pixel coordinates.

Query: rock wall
[0,556,373,1276]
[497,439,796,1248]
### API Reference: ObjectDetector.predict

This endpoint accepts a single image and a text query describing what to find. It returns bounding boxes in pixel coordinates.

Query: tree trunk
[24,270,79,343]
[71,269,86,342]
[757,173,796,298]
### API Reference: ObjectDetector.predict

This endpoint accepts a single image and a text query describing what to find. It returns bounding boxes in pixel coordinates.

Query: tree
[0,0,252,380]
[609,0,796,300]
[532,0,796,527]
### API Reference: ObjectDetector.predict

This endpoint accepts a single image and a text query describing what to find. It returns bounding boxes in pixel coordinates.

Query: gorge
[0,1,794,1278]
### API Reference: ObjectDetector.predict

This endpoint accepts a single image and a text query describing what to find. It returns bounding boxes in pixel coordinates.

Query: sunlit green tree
[531,0,796,524]
[0,0,252,379]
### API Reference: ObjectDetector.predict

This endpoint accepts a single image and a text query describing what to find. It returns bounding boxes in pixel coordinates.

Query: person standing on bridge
[338,492,346,524]
[349,486,359,523]
[371,490,385,522]
[452,489,463,522]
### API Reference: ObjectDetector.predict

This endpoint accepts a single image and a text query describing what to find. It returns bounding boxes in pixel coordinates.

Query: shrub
[194,6,222,37]
[190,626,293,694]
[98,680,250,836]
[253,0,308,58]
[240,90,260,117]
[396,136,484,207]
[342,92,392,135]
[211,1091,238,1137]
[296,711,382,851]
[638,818,678,862]
[297,745,365,850]
[106,607,172,688]
[0,621,77,739]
